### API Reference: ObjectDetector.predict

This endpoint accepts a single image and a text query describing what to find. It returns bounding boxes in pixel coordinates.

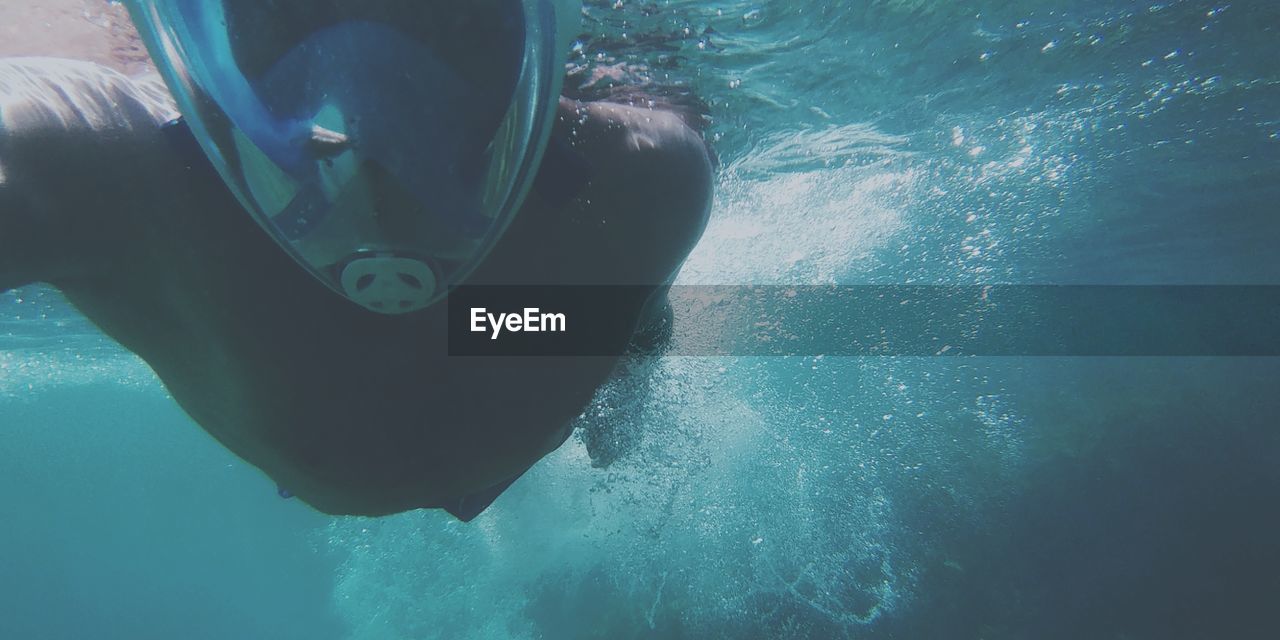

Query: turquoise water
[4,1,1279,638]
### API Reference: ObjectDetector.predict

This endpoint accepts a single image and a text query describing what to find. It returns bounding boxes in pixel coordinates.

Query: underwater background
[3,0,1279,638]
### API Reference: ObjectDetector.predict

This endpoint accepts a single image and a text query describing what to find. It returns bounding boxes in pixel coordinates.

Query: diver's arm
[0,58,176,292]
[555,96,712,361]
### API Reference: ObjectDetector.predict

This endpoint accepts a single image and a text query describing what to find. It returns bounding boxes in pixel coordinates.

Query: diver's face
[224,0,525,81]
[223,0,527,160]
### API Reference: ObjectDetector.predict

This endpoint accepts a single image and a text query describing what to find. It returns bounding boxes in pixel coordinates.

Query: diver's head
[124,0,581,313]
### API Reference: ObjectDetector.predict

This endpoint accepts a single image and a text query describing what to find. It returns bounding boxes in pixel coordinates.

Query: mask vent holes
[398,273,424,290]
[339,256,438,314]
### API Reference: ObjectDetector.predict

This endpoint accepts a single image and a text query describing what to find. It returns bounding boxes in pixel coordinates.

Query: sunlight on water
[681,125,914,284]
[0,348,154,400]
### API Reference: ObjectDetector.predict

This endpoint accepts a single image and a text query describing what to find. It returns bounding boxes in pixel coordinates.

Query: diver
[0,0,712,519]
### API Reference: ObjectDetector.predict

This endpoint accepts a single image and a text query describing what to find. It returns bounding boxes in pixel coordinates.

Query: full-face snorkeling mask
[123,0,581,313]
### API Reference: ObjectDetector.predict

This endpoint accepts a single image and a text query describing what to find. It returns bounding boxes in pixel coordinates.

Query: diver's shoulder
[557,96,714,220]
[554,96,714,277]
[559,96,711,165]
[0,57,176,135]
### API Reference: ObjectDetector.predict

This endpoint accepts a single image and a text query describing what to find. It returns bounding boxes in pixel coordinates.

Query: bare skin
[0,59,713,516]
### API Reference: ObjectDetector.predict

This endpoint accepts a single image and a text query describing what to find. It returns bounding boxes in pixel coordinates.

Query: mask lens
[124,0,578,313]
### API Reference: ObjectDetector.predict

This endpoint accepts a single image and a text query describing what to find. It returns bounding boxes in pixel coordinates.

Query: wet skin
[0,59,712,516]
